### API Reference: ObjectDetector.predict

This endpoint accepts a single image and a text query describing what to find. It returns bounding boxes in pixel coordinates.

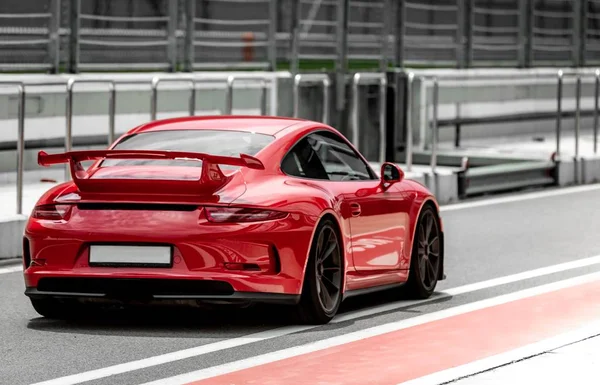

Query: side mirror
[380,162,404,187]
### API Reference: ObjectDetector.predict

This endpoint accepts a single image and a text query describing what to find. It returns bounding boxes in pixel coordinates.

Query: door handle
[350,203,361,217]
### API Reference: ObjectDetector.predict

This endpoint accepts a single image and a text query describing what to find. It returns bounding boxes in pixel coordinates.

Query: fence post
[351,73,361,152]
[456,0,466,68]
[17,85,25,215]
[573,0,583,66]
[526,0,534,67]
[335,0,350,113]
[65,78,75,179]
[575,73,582,184]
[108,82,116,145]
[378,76,387,164]
[431,78,439,189]
[267,0,278,71]
[150,77,160,120]
[184,0,196,72]
[260,79,268,116]
[464,0,474,67]
[555,70,563,161]
[225,76,235,115]
[396,0,406,68]
[167,0,178,72]
[48,0,61,74]
[575,74,581,163]
[68,0,81,73]
[405,72,414,172]
[594,69,599,154]
[380,0,392,72]
[581,0,588,66]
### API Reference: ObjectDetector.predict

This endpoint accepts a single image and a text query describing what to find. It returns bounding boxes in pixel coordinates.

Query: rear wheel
[297,219,343,324]
[405,205,442,299]
[30,298,84,320]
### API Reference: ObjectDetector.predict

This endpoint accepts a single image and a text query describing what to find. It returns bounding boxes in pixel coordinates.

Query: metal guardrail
[65,78,116,180]
[224,76,269,116]
[149,74,272,120]
[351,72,387,164]
[292,73,331,125]
[150,77,196,121]
[554,69,600,184]
[1,73,278,216]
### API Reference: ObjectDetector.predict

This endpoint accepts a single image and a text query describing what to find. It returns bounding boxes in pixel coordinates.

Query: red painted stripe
[186,279,600,385]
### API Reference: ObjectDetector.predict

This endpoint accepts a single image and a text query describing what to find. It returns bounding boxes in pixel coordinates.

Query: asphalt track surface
[2,184,600,385]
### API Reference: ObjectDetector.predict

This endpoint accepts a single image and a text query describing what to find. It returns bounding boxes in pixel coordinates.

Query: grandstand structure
[1,0,599,73]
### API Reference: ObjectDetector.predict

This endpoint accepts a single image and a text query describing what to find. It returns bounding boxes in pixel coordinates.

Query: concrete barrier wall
[0,215,25,260]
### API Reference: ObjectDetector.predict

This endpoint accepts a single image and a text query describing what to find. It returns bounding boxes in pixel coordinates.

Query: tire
[404,205,442,299]
[30,298,84,320]
[296,219,344,325]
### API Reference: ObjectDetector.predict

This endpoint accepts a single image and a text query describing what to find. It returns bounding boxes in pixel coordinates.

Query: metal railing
[150,78,196,121]
[2,73,278,216]
[149,74,273,120]
[292,73,331,124]
[555,69,600,183]
[405,68,600,190]
[65,79,116,179]
[224,76,269,115]
[350,72,387,164]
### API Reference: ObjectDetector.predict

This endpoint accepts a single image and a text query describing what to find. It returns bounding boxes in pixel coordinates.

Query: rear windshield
[102,129,274,167]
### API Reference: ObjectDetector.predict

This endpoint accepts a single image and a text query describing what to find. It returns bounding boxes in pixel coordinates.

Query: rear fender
[298,209,349,294]
[408,196,445,281]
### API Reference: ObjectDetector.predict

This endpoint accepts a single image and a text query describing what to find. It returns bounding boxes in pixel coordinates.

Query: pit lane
[2,184,600,385]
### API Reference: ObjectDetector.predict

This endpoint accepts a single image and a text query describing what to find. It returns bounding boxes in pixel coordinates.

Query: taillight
[31,204,73,220]
[204,206,288,223]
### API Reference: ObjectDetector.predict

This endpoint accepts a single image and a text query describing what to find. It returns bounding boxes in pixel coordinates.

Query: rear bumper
[23,208,319,300]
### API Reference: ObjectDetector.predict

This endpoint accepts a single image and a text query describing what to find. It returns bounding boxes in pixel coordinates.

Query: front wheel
[404,205,442,299]
[296,219,344,324]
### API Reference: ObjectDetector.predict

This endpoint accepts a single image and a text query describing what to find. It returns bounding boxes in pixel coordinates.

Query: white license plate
[89,245,172,266]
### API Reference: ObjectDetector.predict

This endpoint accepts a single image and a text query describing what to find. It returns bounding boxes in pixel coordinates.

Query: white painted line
[400,320,600,385]
[139,271,600,385]
[29,254,600,385]
[440,183,600,212]
[332,253,600,323]
[29,326,316,385]
[0,265,22,275]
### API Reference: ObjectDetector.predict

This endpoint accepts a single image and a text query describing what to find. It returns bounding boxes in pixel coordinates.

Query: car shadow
[25,289,454,337]
[26,303,298,338]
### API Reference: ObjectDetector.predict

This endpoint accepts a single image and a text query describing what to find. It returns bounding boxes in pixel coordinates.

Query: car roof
[128,116,312,137]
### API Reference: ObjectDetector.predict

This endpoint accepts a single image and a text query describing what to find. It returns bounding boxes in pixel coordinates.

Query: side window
[307,132,376,181]
[281,138,329,180]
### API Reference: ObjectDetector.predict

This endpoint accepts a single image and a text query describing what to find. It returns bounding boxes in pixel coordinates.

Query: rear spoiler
[37,149,265,193]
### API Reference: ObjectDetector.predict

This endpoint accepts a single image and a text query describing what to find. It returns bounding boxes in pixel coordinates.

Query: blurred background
[0,0,599,217]
[0,0,597,72]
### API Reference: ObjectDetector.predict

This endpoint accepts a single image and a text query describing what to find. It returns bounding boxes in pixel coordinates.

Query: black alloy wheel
[297,219,343,324]
[405,205,441,298]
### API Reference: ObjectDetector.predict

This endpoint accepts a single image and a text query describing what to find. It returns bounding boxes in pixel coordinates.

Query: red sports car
[23,116,444,324]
